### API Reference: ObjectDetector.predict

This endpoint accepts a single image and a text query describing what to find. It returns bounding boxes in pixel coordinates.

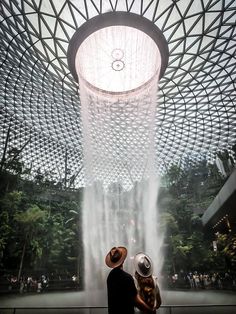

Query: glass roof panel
[0,0,235,187]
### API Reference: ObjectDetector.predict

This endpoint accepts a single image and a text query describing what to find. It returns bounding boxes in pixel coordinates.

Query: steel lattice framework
[0,0,235,188]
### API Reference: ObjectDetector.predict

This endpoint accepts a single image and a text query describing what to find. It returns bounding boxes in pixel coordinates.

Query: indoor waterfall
[80,80,164,290]
[67,14,169,293]
[82,177,164,291]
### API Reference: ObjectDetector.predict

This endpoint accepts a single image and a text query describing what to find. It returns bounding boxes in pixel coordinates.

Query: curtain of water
[79,76,164,291]
[82,179,164,291]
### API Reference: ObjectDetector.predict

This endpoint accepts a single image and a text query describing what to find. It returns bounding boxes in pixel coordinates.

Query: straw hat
[134,252,153,277]
[105,246,127,268]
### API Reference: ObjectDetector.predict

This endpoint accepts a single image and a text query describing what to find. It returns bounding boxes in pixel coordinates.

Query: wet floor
[0,289,235,314]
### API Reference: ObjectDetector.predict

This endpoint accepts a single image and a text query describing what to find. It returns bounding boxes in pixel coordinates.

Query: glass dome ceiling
[0,0,235,188]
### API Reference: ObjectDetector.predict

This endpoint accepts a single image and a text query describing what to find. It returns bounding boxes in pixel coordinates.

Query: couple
[105,246,161,314]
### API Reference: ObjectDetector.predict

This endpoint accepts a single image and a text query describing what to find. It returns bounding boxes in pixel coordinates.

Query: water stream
[79,71,163,291]
[82,177,164,290]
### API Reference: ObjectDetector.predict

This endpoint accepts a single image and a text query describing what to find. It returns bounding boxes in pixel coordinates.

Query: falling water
[78,73,165,291]
[82,178,164,291]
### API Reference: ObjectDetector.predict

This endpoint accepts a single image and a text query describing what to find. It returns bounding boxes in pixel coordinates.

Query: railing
[0,304,236,314]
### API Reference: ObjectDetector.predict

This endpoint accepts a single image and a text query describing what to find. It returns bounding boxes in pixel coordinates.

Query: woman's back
[134,272,156,308]
[133,252,162,312]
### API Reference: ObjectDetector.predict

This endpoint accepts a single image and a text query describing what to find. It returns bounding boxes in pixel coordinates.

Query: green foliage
[0,152,82,277]
[14,204,46,225]
[216,233,236,268]
[1,191,23,212]
[160,159,228,274]
[0,191,24,265]
[159,212,178,235]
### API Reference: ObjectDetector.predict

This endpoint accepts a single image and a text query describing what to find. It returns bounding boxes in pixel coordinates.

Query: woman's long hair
[135,271,155,308]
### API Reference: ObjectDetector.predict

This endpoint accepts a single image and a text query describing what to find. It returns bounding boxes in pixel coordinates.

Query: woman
[133,252,162,313]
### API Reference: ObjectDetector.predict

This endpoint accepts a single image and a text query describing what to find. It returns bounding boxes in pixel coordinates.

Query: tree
[0,191,23,266]
[159,159,228,274]
[14,204,46,280]
[216,233,236,270]
[0,146,83,285]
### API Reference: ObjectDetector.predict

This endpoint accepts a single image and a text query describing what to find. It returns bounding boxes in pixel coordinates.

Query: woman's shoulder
[152,276,160,290]
[152,275,158,282]
[133,275,139,289]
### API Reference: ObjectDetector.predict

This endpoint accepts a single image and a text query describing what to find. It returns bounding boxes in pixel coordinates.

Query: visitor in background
[105,246,154,314]
[133,252,162,313]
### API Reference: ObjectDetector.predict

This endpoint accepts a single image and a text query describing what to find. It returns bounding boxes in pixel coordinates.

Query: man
[105,246,154,314]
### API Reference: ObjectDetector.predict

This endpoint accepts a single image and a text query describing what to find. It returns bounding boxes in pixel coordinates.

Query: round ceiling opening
[75,25,161,94]
[67,12,169,95]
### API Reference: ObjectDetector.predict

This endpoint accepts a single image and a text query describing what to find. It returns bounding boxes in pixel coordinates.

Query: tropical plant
[14,204,47,279]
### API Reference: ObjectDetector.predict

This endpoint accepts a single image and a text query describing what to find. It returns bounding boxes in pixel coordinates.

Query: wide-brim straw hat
[105,246,127,268]
[134,252,153,277]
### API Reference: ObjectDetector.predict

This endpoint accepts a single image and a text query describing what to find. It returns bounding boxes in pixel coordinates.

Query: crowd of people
[0,273,79,294]
[168,270,236,290]
[1,269,235,295]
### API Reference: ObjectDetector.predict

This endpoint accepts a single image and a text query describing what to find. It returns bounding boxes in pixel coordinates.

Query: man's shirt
[107,267,137,314]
